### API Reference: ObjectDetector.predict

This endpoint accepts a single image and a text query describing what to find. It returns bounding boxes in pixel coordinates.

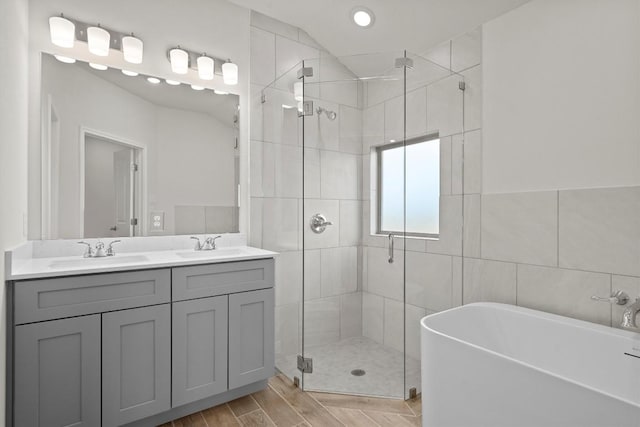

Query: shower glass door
[402,52,466,399]
[298,51,409,398]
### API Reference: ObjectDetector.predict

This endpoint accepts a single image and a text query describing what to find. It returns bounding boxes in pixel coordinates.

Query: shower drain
[351,369,366,376]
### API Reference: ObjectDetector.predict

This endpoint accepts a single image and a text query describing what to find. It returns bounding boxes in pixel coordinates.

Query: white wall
[28,0,251,238]
[483,0,640,193]
[0,0,29,422]
[154,107,236,235]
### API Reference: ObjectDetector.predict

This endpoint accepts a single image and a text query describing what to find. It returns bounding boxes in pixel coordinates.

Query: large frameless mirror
[36,52,240,239]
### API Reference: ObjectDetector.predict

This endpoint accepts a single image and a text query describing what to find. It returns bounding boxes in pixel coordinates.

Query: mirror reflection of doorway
[84,134,141,238]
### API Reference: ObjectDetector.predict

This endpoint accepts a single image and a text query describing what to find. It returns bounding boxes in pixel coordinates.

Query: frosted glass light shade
[197,56,214,80]
[49,16,75,48]
[294,82,303,101]
[122,35,143,64]
[222,61,238,85]
[87,26,110,56]
[170,48,189,74]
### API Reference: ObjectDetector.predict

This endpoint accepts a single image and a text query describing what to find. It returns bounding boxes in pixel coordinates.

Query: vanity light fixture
[121,69,139,77]
[197,55,215,80]
[49,15,75,48]
[122,34,144,64]
[88,62,108,71]
[352,7,375,28]
[48,14,145,64]
[87,25,111,56]
[54,55,76,64]
[169,47,189,74]
[222,60,238,85]
[165,79,181,86]
[147,76,161,84]
[191,84,205,91]
[166,46,238,86]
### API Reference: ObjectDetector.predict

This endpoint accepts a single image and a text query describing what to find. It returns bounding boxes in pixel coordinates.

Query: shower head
[316,106,337,121]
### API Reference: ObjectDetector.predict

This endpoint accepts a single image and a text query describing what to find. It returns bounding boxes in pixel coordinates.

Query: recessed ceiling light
[191,84,205,91]
[54,55,76,64]
[165,79,180,86]
[352,7,374,28]
[147,76,161,84]
[89,62,107,71]
[122,69,138,77]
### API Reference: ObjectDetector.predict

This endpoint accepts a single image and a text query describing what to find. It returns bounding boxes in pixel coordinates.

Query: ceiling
[228,0,531,57]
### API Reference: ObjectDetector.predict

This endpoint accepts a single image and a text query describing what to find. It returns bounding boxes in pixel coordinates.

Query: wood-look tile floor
[159,374,422,427]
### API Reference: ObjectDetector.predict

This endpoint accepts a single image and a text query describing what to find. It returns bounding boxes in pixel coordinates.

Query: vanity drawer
[14,269,171,324]
[172,259,274,301]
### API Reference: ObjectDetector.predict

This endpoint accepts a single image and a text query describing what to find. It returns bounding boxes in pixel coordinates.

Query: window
[376,136,440,237]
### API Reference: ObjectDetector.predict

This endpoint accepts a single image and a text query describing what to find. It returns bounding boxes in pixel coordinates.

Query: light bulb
[166,79,180,86]
[122,35,143,64]
[214,89,229,95]
[89,63,107,71]
[222,61,238,85]
[170,48,189,74]
[87,26,110,57]
[191,84,205,91]
[147,77,161,84]
[54,55,76,64]
[49,16,75,48]
[197,55,214,80]
[122,69,138,77]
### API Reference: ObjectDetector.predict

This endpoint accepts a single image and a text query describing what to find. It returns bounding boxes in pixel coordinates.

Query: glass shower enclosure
[260,49,466,400]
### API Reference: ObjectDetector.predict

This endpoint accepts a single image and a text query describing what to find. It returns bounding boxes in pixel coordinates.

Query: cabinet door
[102,304,171,426]
[14,315,101,427]
[172,296,228,406]
[229,288,275,389]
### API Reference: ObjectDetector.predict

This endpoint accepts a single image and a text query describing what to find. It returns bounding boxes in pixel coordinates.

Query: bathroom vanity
[5,241,276,427]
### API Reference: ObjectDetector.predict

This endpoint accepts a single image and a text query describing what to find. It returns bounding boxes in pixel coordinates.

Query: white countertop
[6,238,278,280]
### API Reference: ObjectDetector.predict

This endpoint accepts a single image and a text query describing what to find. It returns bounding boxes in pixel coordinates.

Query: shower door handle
[388,234,394,264]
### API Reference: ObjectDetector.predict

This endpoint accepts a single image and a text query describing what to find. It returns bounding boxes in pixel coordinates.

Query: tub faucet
[622,297,640,330]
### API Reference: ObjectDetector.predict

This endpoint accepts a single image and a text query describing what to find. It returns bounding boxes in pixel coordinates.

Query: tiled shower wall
[248,12,364,363]
[359,29,483,361]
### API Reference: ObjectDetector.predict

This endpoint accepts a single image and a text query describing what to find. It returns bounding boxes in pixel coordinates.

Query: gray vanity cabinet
[229,288,275,389]
[172,296,228,406]
[102,304,171,426]
[14,314,101,427]
[10,258,275,427]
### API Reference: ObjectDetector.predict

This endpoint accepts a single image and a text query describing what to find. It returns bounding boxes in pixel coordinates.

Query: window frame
[376,133,440,239]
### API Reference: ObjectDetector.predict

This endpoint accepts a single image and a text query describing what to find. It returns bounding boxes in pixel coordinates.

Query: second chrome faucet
[191,235,222,251]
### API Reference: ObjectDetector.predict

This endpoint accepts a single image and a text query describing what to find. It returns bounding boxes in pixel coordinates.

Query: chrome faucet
[190,236,222,251]
[78,240,121,258]
[622,298,640,330]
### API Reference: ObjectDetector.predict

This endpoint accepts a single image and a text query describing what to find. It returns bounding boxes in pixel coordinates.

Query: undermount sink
[48,255,150,269]
[176,248,245,259]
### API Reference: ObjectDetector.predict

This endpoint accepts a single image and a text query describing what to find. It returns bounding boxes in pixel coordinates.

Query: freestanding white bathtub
[421,303,640,427]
